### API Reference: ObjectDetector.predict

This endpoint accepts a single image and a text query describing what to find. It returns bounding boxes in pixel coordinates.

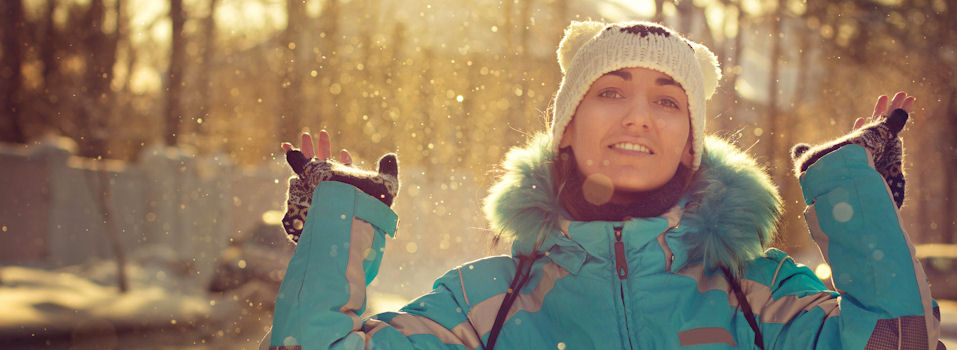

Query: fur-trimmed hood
[483,133,782,273]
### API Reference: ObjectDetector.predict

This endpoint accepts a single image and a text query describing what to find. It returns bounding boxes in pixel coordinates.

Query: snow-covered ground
[940,300,957,348]
[0,243,419,349]
[0,246,274,349]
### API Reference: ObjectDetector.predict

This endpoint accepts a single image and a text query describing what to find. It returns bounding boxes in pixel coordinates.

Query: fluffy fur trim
[679,137,782,274]
[483,133,782,273]
[482,133,564,251]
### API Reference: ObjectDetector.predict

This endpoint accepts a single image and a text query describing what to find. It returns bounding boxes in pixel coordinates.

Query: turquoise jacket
[267,134,941,349]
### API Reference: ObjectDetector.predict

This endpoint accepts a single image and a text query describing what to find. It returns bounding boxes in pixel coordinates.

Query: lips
[609,142,654,154]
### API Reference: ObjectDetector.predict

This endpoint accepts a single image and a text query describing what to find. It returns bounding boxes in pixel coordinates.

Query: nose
[621,99,653,130]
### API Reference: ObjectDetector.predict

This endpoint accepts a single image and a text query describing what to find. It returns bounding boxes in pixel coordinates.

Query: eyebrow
[604,70,632,81]
[601,70,684,89]
[656,77,682,89]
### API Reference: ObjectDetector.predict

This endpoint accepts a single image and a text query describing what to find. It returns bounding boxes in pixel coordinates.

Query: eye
[598,89,624,99]
[657,98,680,110]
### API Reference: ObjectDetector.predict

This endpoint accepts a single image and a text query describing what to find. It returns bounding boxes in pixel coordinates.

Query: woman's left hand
[852,91,916,131]
[791,91,915,208]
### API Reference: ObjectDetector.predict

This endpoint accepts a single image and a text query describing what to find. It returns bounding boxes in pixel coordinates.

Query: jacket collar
[483,133,782,275]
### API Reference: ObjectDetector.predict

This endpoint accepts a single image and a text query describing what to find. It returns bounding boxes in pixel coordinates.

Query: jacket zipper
[613,223,680,349]
[613,225,635,349]
[614,225,628,279]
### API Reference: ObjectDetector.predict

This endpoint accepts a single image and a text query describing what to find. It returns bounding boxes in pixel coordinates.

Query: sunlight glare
[262,210,284,225]
[815,263,832,280]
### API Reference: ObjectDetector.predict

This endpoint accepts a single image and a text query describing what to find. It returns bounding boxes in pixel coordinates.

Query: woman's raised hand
[791,91,913,208]
[279,130,400,244]
[853,91,915,130]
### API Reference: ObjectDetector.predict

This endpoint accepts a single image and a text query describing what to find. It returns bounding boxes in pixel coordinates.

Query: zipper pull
[614,225,628,279]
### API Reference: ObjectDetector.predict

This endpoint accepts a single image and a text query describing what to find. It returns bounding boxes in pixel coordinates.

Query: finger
[340,149,353,165]
[889,91,907,111]
[901,96,916,113]
[872,95,888,119]
[853,117,866,130]
[286,150,309,175]
[301,133,315,159]
[281,142,293,153]
[317,130,332,160]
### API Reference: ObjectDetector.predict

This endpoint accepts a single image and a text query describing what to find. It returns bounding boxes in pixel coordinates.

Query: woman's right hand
[279,131,400,244]
[281,130,354,172]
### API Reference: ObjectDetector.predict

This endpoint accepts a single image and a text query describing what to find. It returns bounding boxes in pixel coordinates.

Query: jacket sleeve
[761,144,941,349]
[267,181,482,350]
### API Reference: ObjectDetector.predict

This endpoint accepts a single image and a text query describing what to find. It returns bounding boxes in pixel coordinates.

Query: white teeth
[612,143,651,153]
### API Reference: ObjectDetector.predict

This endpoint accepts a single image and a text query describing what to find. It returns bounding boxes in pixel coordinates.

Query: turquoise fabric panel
[363,230,387,286]
[272,181,398,348]
[350,182,398,237]
[799,145,922,316]
[397,284,471,334]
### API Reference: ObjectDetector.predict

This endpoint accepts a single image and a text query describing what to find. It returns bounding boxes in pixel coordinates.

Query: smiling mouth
[610,142,654,154]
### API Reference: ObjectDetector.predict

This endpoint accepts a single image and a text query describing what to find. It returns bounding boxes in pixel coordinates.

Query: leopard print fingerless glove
[281,151,399,244]
[791,108,908,208]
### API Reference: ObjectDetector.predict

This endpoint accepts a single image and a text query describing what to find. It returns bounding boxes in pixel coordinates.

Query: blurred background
[1,0,955,348]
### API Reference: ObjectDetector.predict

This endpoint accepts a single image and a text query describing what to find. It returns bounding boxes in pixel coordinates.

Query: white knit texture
[550,21,722,170]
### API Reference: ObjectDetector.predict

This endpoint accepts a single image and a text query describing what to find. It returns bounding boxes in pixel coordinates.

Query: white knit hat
[550,21,722,170]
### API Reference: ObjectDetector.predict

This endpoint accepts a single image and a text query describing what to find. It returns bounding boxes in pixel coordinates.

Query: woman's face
[560,67,693,198]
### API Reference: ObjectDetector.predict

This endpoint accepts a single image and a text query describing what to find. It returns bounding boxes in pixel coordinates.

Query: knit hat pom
[557,21,607,74]
[690,41,722,99]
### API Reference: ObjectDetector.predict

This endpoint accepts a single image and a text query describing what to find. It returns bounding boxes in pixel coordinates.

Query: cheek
[657,119,691,155]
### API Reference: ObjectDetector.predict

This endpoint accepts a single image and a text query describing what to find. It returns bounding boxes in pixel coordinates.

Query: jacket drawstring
[721,266,765,349]
[485,252,542,350]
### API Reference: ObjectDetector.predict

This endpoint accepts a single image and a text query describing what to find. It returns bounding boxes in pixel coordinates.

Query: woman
[265,21,942,349]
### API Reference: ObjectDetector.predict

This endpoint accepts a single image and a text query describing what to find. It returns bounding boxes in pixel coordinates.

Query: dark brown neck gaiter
[556,147,693,221]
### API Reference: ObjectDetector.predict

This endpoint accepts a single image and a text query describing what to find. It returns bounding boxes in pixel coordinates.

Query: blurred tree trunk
[779,19,805,244]
[911,1,955,243]
[653,0,665,23]
[197,0,218,139]
[463,54,480,167]
[357,0,379,134]
[501,0,518,146]
[39,0,61,131]
[502,0,514,132]
[676,0,694,34]
[78,0,119,156]
[765,0,783,182]
[0,0,26,143]
[420,47,436,173]
[41,0,59,85]
[317,0,339,128]
[517,0,532,140]
[105,0,128,294]
[278,0,307,142]
[939,0,956,244]
[382,21,406,152]
[943,88,957,243]
[716,1,743,132]
[80,0,128,293]
[730,16,743,131]
[94,166,129,293]
[165,0,186,146]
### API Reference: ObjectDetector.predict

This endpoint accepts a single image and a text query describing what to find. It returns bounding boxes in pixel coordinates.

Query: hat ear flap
[557,21,607,74]
[691,41,722,99]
